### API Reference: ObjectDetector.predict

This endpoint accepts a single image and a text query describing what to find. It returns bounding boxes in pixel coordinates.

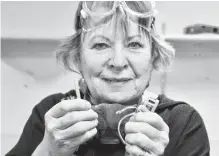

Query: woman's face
[79,17,153,105]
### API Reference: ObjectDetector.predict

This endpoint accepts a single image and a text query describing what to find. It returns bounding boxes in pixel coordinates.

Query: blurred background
[1,1,219,156]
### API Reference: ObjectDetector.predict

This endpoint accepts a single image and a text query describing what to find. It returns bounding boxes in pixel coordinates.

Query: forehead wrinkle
[89,1,113,11]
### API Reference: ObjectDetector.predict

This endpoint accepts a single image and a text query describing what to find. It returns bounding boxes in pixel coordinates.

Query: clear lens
[130,16,152,30]
[125,1,153,14]
[82,14,114,32]
[85,1,154,16]
[82,1,154,33]
[85,1,114,14]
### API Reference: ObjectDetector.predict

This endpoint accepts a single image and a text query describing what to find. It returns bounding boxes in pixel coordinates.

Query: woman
[6,1,210,156]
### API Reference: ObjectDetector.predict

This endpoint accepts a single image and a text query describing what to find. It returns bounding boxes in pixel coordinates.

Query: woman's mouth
[102,78,132,84]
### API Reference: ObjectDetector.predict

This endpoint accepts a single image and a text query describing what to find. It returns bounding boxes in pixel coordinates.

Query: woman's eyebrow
[127,35,142,41]
[90,35,112,43]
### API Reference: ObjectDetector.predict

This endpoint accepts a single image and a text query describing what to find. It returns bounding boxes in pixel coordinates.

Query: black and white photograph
[1,1,219,156]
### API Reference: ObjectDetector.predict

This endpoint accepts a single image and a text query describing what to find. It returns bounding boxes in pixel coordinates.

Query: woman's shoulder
[157,94,210,155]
[157,94,208,144]
[156,94,205,130]
[157,94,197,116]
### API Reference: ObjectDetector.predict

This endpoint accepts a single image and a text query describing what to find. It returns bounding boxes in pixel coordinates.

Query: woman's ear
[79,78,88,95]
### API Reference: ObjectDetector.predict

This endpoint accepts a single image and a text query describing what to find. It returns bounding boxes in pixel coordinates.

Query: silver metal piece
[141,91,159,112]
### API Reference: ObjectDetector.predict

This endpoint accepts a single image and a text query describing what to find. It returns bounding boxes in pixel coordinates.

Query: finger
[125,145,151,156]
[125,121,160,141]
[129,112,169,132]
[67,128,97,147]
[125,133,164,155]
[46,99,91,118]
[56,109,98,129]
[58,120,98,139]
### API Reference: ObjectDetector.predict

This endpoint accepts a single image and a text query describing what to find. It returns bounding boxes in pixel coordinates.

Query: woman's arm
[5,93,64,156]
[5,105,45,156]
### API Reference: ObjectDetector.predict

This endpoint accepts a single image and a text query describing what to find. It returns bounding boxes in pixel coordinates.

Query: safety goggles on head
[80,1,157,32]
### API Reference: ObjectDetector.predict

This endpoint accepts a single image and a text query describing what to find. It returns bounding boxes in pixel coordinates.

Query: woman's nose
[108,47,128,71]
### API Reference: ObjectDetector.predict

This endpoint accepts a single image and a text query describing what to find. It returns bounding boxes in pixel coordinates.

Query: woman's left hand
[124,108,169,156]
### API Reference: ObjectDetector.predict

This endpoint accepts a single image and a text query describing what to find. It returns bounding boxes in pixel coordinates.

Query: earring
[79,78,88,95]
[80,10,87,19]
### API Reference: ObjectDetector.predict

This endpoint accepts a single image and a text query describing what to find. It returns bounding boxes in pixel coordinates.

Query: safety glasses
[82,1,157,18]
[80,1,157,32]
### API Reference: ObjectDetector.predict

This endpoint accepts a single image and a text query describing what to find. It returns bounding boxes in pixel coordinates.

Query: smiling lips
[102,77,132,83]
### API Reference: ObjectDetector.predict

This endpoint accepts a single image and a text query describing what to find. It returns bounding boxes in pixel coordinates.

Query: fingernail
[95,119,98,125]
[86,102,91,109]
[92,128,97,135]
[95,112,98,118]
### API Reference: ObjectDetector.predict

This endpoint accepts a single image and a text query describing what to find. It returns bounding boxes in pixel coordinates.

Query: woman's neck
[87,93,142,106]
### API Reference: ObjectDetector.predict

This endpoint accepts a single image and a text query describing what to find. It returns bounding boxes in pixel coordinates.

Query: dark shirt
[6,90,210,156]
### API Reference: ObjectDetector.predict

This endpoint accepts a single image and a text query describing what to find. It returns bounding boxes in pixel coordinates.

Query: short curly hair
[56,1,175,73]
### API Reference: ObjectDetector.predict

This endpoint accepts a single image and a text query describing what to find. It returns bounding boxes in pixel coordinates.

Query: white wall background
[1,1,219,156]
[2,1,219,38]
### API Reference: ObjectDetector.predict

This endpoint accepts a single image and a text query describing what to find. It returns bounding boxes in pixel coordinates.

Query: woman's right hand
[40,99,98,156]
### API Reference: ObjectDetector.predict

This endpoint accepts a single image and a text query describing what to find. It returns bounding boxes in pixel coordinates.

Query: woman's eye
[128,42,144,49]
[92,43,110,50]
